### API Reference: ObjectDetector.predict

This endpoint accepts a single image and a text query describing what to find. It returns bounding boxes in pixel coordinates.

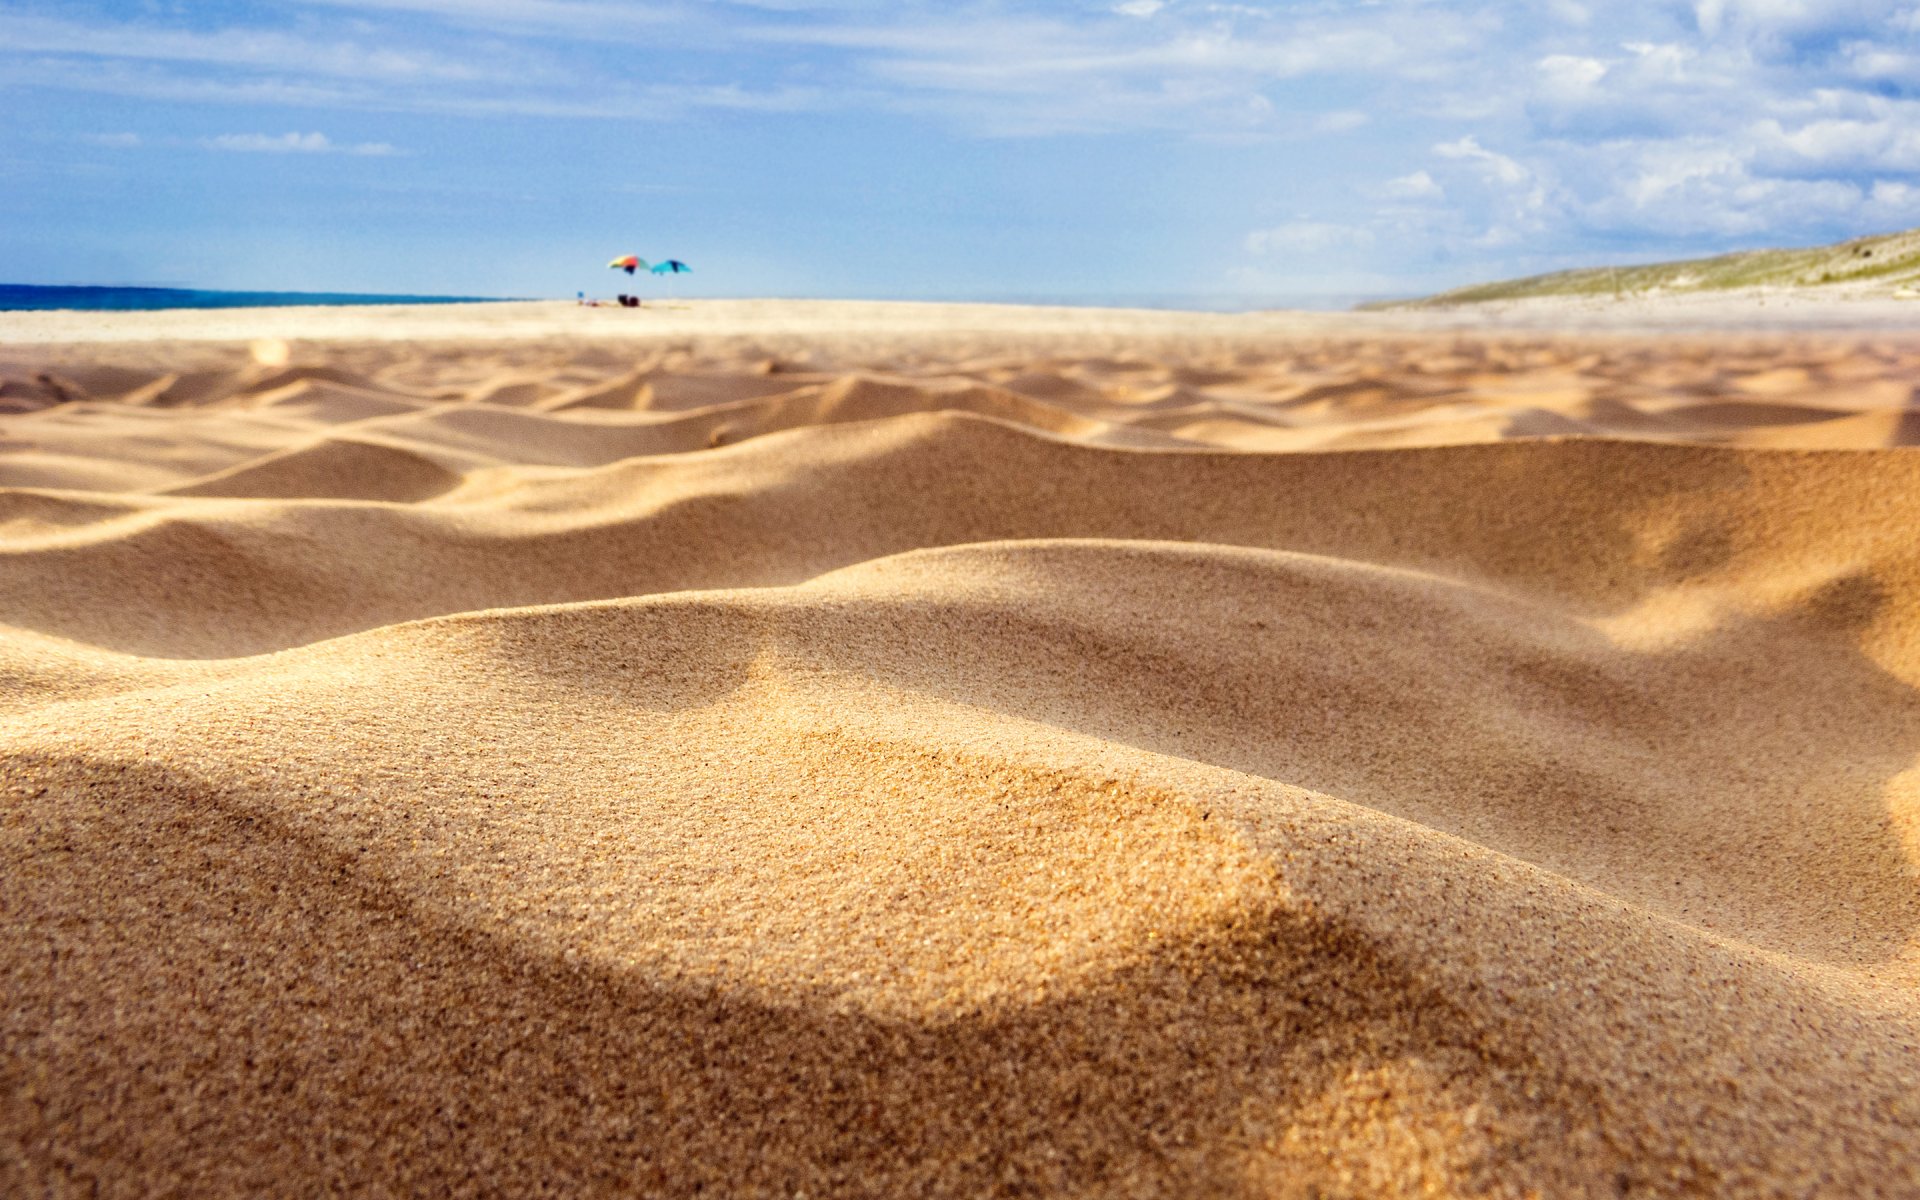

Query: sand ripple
[5,328,1920,1196]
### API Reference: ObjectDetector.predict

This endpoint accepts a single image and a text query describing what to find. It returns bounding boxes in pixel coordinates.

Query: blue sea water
[0,284,505,313]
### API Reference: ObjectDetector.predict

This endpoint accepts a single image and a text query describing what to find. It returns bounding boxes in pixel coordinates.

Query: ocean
[0,284,504,313]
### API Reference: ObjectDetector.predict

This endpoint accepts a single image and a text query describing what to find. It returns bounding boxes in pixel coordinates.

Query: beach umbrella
[651,259,691,302]
[608,255,647,276]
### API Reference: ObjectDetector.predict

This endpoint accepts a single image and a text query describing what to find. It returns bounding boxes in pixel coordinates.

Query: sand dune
[5,303,1920,1197]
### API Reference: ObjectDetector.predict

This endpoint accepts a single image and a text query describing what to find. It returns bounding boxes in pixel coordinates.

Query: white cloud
[1435,136,1532,187]
[1844,39,1920,81]
[1245,220,1376,256]
[1424,135,1562,248]
[1694,0,1905,40]
[1620,41,1697,82]
[1383,170,1445,201]
[1315,110,1370,134]
[1751,114,1920,171]
[1862,177,1920,224]
[1113,1,1166,16]
[1537,53,1608,97]
[1553,135,1872,239]
[203,131,400,155]
[1621,143,1747,208]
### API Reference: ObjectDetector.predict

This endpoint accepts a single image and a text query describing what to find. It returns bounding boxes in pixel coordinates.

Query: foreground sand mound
[5,321,1920,1197]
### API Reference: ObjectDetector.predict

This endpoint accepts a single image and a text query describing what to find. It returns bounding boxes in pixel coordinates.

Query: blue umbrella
[650,259,691,301]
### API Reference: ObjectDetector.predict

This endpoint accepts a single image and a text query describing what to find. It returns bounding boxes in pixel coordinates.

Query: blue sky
[6,0,1920,305]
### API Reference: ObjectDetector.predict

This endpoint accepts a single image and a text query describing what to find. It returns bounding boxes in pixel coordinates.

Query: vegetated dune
[5,322,1920,1198]
[1372,224,1920,307]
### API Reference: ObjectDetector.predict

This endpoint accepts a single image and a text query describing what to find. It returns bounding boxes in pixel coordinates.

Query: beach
[5,296,1920,1196]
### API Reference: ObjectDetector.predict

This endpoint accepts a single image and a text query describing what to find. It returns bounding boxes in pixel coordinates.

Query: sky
[6,1,1920,306]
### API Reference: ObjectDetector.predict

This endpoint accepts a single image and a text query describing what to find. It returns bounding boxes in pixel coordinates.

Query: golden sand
[4,302,1920,1196]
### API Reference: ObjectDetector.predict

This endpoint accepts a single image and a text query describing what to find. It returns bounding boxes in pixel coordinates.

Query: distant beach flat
[8,292,1920,349]
[5,299,1920,1196]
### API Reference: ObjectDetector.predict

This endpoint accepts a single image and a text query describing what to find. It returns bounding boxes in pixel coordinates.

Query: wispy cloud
[741,4,1465,135]
[289,0,684,35]
[0,11,485,81]
[203,131,400,155]
[0,3,1476,136]
[1245,220,1377,255]
[0,5,822,121]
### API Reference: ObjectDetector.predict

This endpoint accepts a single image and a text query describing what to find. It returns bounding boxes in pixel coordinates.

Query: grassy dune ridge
[1372,226,1920,308]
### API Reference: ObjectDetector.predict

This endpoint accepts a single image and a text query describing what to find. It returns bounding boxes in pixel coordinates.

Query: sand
[4,298,1920,1197]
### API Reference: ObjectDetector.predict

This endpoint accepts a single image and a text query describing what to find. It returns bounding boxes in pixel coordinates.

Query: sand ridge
[5,306,1920,1197]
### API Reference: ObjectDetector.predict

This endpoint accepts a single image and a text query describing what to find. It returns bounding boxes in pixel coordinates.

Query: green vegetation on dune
[1367,227,1920,309]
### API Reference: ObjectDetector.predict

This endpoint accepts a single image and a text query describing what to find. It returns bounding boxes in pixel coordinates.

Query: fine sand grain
[4,300,1920,1197]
